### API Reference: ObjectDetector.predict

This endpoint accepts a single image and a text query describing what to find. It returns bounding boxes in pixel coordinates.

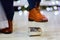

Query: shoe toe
[40,18,48,22]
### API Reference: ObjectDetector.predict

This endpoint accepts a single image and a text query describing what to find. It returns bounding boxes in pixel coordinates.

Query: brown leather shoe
[0,20,13,34]
[29,8,48,22]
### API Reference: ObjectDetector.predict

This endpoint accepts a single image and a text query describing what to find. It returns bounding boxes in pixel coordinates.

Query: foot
[29,8,48,22]
[0,28,12,34]
[0,20,13,34]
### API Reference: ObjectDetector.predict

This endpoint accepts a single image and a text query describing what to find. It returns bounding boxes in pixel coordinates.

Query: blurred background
[14,0,60,11]
[0,0,60,40]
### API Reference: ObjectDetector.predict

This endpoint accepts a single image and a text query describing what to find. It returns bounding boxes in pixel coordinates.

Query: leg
[28,0,40,21]
[28,0,48,22]
[28,0,36,10]
[35,0,41,13]
[1,0,14,21]
[0,0,14,34]
[36,0,41,7]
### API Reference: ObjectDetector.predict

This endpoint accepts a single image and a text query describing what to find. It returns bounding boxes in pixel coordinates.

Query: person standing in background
[0,0,14,34]
[28,0,48,22]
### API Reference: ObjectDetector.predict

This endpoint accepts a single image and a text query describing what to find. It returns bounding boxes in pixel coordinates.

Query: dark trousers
[0,0,14,21]
[28,0,41,10]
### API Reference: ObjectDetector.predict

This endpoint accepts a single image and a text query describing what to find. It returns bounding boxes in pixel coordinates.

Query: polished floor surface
[0,10,60,40]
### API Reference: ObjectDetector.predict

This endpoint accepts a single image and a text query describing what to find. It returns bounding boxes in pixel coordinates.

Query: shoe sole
[29,18,48,22]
